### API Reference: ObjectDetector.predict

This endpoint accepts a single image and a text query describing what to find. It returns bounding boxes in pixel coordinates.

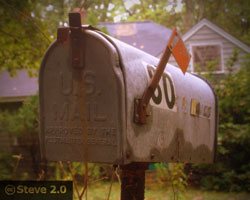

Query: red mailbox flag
[168,28,190,74]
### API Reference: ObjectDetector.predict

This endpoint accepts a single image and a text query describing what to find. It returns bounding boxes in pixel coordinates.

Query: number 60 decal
[143,62,177,112]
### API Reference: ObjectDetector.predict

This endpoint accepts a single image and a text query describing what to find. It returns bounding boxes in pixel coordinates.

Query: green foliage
[124,0,250,46]
[0,0,50,76]
[1,0,250,76]
[0,152,30,180]
[218,53,250,124]
[155,163,188,194]
[0,152,14,179]
[0,95,39,136]
[206,0,250,46]
[191,53,250,192]
[0,0,110,76]
[121,0,182,29]
[0,95,42,178]
[55,162,112,183]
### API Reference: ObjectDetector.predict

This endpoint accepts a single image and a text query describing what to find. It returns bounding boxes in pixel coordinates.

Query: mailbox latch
[56,13,101,69]
[69,12,84,69]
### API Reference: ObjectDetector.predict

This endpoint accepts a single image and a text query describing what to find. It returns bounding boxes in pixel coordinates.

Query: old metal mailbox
[39,14,217,164]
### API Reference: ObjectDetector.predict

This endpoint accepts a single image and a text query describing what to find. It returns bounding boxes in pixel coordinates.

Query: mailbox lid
[39,30,126,163]
[104,35,217,164]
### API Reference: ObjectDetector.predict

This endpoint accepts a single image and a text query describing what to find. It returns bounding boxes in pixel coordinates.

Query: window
[191,44,223,72]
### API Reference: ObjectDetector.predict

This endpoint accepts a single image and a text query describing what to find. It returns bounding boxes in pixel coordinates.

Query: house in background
[168,18,250,74]
[2,18,249,106]
[0,70,38,150]
[0,70,39,178]
[100,18,250,75]
[0,70,38,106]
[1,19,250,103]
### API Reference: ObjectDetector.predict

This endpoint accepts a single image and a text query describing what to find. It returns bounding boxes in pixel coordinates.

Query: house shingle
[99,21,172,57]
[0,70,38,102]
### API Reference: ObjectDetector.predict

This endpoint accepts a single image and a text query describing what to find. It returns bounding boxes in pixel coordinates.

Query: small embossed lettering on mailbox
[39,31,125,163]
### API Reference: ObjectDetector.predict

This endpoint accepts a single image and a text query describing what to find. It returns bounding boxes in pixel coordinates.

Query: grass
[75,181,250,200]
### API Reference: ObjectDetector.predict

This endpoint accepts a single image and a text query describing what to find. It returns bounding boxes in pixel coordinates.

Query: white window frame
[190,42,224,74]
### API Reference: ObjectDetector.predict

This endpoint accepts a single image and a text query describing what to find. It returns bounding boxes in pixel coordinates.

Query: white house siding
[168,25,248,73]
[185,26,247,73]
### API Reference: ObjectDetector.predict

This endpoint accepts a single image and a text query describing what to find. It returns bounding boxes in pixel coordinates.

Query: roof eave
[183,18,250,53]
[0,96,28,103]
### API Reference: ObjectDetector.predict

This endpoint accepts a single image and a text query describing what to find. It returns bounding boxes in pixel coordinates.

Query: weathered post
[120,163,148,200]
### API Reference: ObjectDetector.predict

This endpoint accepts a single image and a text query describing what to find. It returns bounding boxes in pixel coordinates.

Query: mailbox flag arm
[135,28,190,124]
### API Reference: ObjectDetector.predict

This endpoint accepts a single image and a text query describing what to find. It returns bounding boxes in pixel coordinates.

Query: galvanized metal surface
[39,29,217,164]
[112,35,217,164]
[39,30,126,163]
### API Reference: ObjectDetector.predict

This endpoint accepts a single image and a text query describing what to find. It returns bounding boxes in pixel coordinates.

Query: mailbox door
[39,30,126,163]
[105,36,217,164]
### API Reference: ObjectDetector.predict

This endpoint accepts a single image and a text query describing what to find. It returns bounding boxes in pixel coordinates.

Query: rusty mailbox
[39,13,217,164]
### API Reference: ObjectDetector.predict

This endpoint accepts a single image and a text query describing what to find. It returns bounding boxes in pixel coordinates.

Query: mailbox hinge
[56,13,101,69]
[57,27,70,45]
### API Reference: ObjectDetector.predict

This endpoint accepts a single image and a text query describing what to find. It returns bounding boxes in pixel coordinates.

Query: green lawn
[75,182,250,200]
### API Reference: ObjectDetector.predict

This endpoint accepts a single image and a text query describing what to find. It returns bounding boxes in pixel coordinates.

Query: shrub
[191,52,250,192]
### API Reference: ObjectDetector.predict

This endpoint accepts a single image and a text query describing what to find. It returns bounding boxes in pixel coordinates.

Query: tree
[190,52,250,192]
[119,0,250,45]
[0,0,51,76]
[181,0,250,45]
[0,0,114,76]
[0,95,43,178]
[119,0,183,30]
[1,0,249,75]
